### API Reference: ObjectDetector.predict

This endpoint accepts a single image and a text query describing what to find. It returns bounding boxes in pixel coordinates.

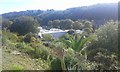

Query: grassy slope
[2,47,45,70]
[0,48,2,71]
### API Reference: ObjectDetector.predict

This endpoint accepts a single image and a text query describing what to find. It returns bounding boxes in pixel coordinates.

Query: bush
[30,43,49,60]
[16,42,35,56]
[11,64,24,70]
[40,48,49,60]
[2,29,18,43]
[42,34,53,41]
[24,46,35,55]
[38,58,49,69]
[64,55,77,70]
[24,33,36,43]
[87,48,109,61]
[50,57,62,70]
[88,21,118,53]
[17,36,24,42]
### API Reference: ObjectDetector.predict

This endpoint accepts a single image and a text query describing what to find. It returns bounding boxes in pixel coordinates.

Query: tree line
[2,3,117,26]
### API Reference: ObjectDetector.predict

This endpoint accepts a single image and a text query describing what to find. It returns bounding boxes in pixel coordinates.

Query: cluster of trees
[48,19,94,34]
[2,16,39,35]
[48,19,94,32]
[2,16,94,36]
[9,16,39,35]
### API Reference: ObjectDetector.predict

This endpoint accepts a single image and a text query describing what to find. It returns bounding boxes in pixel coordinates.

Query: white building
[38,27,83,39]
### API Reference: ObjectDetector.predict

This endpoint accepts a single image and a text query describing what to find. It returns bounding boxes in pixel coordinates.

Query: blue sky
[0,0,119,14]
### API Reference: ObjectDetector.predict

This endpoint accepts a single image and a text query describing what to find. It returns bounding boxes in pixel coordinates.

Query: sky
[0,0,119,14]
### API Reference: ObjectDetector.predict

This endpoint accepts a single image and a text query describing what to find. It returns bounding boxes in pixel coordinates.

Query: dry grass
[2,47,45,70]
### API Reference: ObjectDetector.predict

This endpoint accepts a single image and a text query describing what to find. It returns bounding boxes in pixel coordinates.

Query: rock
[11,50,21,55]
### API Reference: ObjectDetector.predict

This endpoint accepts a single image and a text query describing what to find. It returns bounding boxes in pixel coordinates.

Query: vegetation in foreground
[1,15,119,71]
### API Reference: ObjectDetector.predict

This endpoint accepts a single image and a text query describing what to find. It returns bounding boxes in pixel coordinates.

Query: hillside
[1,3,118,26]
[2,45,49,70]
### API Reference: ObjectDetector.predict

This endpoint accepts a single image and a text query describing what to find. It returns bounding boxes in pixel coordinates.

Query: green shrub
[87,48,108,61]
[24,33,35,43]
[11,64,24,70]
[64,55,76,69]
[24,45,35,55]
[2,29,18,43]
[16,42,35,56]
[17,36,24,42]
[38,58,50,69]
[50,57,62,70]
[87,48,118,70]
[42,34,53,41]
[30,43,49,60]
[40,48,49,60]
[34,47,42,58]
[16,43,25,49]
[88,21,118,53]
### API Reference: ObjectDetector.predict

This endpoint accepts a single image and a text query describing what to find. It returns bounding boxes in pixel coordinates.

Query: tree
[48,19,74,29]
[73,21,83,30]
[48,20,60,28]
[10,16,39,35]
[61,19,73,29]
[88,20,118,53]
[82,20,93,35]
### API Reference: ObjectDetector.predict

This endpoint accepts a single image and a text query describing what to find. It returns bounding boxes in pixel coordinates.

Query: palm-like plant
[51,33,97,70]
[60,34,96,52]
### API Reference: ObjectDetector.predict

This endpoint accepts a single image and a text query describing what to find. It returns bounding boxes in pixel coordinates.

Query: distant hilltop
[2,3,118,26]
